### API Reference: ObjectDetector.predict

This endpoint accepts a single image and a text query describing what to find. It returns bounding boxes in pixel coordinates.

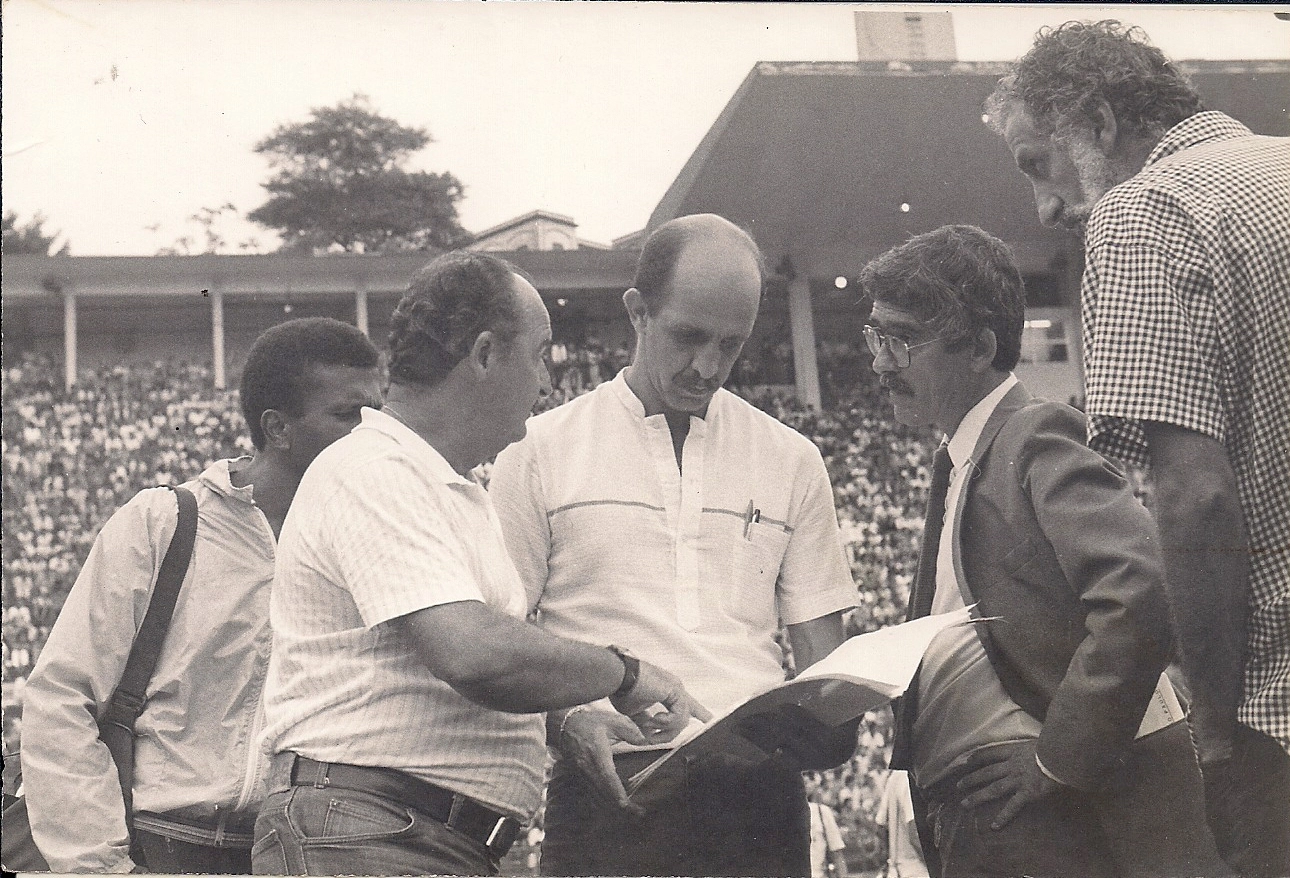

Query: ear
[467,330,498,376]
[623,288,648,333]
[261,409,292,450]
[1089,98,1119,153]
[971,327,998,372]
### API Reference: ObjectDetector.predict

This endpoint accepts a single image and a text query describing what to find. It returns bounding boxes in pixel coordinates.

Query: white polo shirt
[261,408,546,819]
[490,373,857,727]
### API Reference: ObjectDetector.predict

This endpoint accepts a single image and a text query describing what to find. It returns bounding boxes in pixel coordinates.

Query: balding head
[633,214,766,314]
[622,214,764,418]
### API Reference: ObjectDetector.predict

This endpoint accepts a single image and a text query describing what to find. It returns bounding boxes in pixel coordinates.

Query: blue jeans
[135,829,252,874]
[541,750,810,877]
[251,785,497,876]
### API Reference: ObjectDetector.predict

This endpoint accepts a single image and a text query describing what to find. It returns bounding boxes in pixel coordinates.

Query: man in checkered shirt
[987,20,1289,878]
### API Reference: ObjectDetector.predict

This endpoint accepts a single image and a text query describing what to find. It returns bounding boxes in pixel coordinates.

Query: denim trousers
[251,785,498,877]
[135,829,252,874]
[541,750,810,877]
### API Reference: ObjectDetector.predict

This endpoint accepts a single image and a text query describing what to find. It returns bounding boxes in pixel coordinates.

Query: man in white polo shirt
[490,214,859,876]
[252,251,707,877]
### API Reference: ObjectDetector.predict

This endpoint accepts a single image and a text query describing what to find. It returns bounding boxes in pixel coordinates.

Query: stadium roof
[2,248,639,302]
[648,60,1290,278]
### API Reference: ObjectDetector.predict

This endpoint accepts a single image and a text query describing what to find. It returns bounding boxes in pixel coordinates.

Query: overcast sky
[3,1,1287,256]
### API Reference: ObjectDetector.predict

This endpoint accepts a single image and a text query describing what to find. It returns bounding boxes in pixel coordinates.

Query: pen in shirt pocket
[743,500,761,539]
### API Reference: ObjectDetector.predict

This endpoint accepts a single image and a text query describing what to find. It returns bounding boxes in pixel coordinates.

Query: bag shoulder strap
[99,486,199,731]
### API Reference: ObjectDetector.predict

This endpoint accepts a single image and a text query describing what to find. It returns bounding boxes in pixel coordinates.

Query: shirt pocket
[727,521,791,623]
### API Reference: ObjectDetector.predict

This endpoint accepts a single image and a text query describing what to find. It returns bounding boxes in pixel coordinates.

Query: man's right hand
[609,658,711,743]
[556,708,651,815]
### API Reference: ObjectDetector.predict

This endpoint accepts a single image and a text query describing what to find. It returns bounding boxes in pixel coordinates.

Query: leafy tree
[2,210,70,255]
[248,95,472,254]
[150,203,264,256]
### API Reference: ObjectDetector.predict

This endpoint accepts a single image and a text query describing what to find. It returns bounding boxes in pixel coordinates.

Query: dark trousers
[917,722,1229,878]
[1093,720,1230,878]
[541,750,811,877]
[135,829,252,875]
[923,778,1117,878]
[1210,722,1290,878]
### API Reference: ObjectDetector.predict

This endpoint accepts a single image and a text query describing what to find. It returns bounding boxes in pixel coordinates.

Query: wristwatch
[606,645,640,697]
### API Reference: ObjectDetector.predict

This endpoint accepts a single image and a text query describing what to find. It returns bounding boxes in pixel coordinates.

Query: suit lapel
[948,382,1034,609]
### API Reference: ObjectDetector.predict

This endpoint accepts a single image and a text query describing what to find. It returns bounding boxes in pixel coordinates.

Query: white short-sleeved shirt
[490,373,856,725]
[261,408,546,819]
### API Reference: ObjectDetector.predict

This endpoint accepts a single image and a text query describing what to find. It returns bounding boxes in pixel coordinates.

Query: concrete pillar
[63,291,77,390]
[211,288,226,390]
[787,275,821,409]
[355,286,369,336]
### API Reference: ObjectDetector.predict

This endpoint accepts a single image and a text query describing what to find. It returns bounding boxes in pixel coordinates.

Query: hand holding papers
[625,608,974,797]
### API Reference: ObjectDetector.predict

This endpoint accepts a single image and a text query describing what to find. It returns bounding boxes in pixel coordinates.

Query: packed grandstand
[2,341,938,870]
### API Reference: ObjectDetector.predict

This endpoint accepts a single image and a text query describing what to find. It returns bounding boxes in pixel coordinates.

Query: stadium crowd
[2,339,933,870]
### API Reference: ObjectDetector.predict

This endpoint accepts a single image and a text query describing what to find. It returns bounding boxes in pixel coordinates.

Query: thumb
[604,712,650,747]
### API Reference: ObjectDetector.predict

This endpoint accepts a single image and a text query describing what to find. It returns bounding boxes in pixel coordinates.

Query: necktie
[908,443,953,621]
[891,441,952,771]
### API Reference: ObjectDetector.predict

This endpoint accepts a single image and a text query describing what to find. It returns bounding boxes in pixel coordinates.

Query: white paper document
[625,607,974,798]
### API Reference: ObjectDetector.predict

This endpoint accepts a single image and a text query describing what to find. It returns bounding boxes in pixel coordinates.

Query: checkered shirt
[1081,111,1290,751]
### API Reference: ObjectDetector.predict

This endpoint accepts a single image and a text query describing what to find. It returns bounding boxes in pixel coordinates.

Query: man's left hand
[956,740,1063,829]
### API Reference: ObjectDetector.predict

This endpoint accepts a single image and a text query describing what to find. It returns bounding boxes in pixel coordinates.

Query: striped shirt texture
[489,372,857,738]
[261,408,546,819]
[1081,111,1290,751]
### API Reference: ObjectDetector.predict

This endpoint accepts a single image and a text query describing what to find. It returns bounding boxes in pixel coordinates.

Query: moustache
[675,377,720,396]
[880,376,912,396]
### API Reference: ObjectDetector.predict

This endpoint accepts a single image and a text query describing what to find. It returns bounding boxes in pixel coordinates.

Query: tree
[2,211,70,255]
[248,95,472,254]
[149,203,265,256]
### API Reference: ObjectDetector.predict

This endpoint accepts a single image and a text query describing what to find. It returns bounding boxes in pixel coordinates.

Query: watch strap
[606,645,640,698]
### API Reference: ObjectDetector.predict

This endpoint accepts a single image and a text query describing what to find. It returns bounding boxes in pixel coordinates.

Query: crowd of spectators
[2,354,251,749]
[3,340,934,870]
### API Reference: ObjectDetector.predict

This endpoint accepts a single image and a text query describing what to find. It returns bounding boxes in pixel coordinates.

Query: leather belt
[282,754,522,858]
[133,809,257,849]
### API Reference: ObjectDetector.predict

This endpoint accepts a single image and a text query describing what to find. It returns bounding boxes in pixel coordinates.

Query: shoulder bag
[1,485,198,872]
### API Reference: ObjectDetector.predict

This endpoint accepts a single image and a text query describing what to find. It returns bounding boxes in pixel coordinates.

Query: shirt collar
[356,407,473,487]
[608,370,647,419]
[944,374,1018,470]
[608,369,724,426]
[198,457,256,502]
[1144,111,1252,168]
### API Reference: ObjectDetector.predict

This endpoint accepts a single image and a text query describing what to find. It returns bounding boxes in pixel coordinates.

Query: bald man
[491,214,859,877]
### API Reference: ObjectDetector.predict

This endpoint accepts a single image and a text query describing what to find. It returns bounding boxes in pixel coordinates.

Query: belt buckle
[485,815,520,857]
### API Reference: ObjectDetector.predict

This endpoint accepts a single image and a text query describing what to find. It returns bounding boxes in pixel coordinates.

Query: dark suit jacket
[914,382,1173,792]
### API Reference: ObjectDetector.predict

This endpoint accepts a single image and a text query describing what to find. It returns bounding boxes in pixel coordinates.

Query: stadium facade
[4,59,1286,407]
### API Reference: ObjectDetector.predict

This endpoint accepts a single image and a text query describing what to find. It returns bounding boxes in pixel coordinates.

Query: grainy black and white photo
[3,3,1287,876]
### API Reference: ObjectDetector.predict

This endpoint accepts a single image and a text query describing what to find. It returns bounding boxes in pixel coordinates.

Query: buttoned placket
[643,413,706,632]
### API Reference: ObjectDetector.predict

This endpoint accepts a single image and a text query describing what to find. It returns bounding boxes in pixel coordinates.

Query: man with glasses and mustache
[489,214,859,877]
[868,224,1223,878]
[986,21,1290,876]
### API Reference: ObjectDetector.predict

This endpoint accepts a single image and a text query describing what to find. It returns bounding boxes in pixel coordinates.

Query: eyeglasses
[862,325,945,369]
